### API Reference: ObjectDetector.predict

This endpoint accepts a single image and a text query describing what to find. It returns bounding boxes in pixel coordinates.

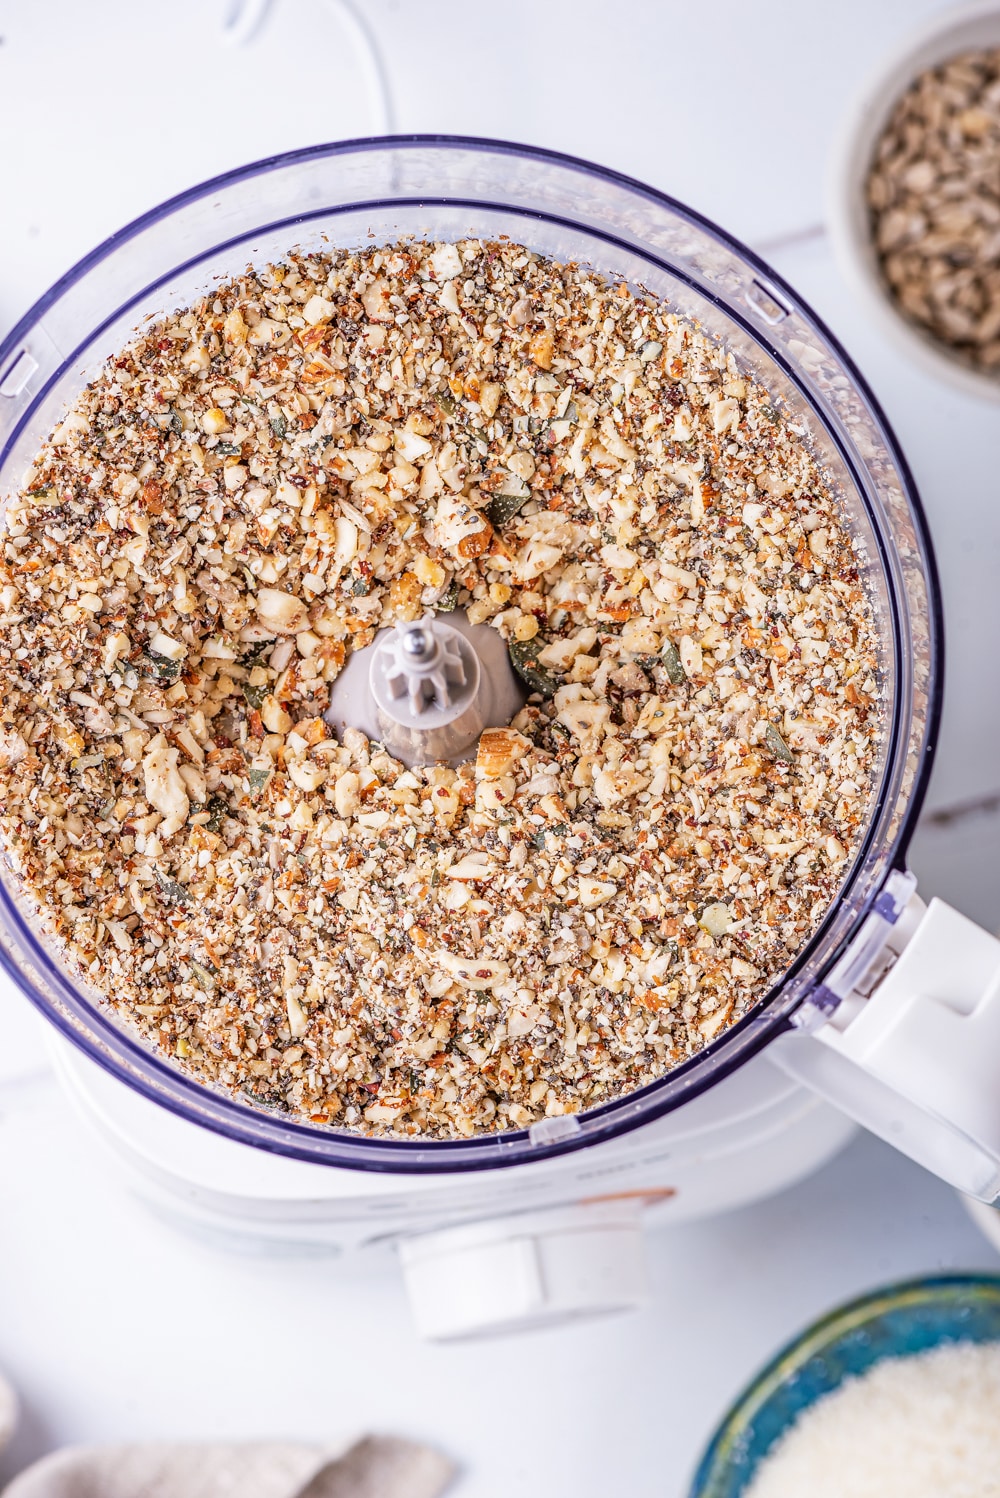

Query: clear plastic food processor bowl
[0,137,941,1173]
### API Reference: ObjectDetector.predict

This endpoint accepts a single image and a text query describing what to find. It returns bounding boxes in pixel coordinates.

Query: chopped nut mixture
[868,47,1000,373]
[0,239,879,1137]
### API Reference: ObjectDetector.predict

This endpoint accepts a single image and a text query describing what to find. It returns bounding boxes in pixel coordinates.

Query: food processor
[2,136,998,1341]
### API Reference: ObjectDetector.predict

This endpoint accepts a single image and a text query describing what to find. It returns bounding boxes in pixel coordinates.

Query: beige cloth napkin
[3,1437,455,1498]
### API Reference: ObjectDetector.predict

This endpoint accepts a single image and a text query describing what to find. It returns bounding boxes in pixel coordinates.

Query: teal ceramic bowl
[688,1274,1000,1497]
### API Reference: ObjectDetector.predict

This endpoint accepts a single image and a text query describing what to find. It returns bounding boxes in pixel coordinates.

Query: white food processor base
[50,1035,855,1340]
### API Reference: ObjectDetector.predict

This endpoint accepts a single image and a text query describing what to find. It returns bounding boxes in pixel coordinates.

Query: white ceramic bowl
[828,0,1000,405]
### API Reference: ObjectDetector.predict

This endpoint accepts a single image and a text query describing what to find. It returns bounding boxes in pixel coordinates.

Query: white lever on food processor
[325,609,525,767]
[770,873,1000,1201]
[397,1201,648,1341]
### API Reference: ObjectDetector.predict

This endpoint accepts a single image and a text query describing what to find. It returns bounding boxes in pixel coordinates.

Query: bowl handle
[771,892,1000,1201]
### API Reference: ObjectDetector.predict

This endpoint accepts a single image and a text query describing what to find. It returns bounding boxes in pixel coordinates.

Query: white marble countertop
[1,1,1000,1493]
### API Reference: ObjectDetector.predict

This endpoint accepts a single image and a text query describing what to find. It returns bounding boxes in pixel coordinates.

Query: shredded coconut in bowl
[0,239,879,1139]
[745,1340,1000,1498]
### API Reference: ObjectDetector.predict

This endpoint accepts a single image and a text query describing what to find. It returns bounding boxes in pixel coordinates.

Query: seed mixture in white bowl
[0,239,878,1138]
[868,45,1000,374]
[829,0,1000,402]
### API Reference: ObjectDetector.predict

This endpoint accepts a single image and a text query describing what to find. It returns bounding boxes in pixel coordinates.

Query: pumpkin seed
[434,579,459,612]
[204,795,230,833]
[143,650,181,684]
[661,641,686,686]
[508,639,559,698]
[764,723,795,763]
[488,488,531,527]
[155,869,192,905]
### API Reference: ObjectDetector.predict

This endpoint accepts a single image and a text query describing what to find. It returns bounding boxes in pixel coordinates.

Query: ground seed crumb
[0,238,879,1138]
